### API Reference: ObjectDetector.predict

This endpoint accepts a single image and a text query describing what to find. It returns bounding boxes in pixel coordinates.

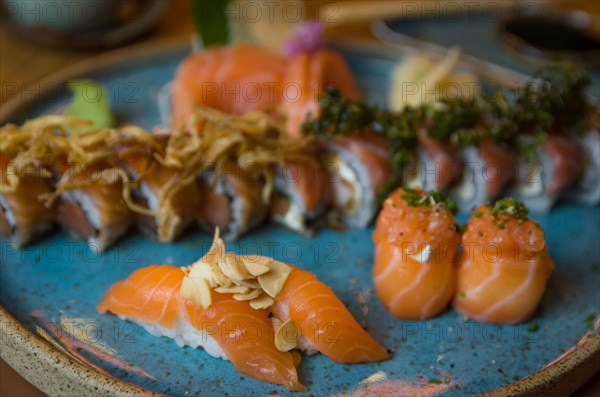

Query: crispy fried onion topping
[161,107,313,202]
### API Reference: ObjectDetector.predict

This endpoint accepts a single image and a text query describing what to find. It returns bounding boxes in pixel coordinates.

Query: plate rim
[0,37,598,397]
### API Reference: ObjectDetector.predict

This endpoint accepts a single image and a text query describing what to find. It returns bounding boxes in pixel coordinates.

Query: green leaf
[64,79,113,134]
[192,0,230,47]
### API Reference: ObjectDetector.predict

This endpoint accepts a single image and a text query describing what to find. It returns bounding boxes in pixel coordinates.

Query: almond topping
[180,276,212,309]
[240,256,271,276]
[258,260,292,298]
[233,288,262,301]
[275,319,299,352]
[214,285,250,294]
[210,261,232,287]
[250,294,274,310]
[180,228,292,311]
[188,261,217,288]
[234,278,261,289]
[219,254,251,281]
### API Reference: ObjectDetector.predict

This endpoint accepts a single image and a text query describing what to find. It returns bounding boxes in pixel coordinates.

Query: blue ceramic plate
[1,40,599,397]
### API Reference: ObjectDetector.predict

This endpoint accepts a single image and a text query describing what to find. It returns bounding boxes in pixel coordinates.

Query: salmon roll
[404,130,463,192]
[319,131,392,228]
[511,134,582,213]
[55,164,132,253]
[454,199,554,324]
[281,48,361,139]
[0,155,56,247]
[197,161,268,241]
[449,138,517,210]
[122,154,201,242]
[372,188,461,320]
[567,129,600,205]
[270,153,329,234]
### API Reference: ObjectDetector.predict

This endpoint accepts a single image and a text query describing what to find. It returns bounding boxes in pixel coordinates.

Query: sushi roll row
[302,64,599,216]
[0,112,332,251]
[403,128,600,213]
[372,188,554,324]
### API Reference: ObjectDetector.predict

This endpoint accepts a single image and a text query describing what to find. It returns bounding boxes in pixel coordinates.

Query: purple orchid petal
[284,20,327,57]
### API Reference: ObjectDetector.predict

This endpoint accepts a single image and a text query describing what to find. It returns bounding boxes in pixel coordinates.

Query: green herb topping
[428,378,443,385]
[527,323,539,333]
[301,64,596,203]
[400,188,459,216]
[489,198,529,229]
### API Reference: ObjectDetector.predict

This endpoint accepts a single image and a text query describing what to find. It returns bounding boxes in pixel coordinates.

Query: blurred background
[0,0,599,395]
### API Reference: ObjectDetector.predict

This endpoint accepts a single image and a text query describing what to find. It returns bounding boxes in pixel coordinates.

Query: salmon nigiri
[98,264,305,391]
[372,188,461,320]
[453,199,554,324]
[271,266,391,363]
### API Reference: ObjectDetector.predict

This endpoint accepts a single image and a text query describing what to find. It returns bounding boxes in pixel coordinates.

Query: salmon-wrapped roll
[449,138,517,210]
[454,199,554,324]
[122,154,201,242]
[197,161,267,241]
[372,188,461,320]
[567,128,600,205]
[511,134,582,213]
[0,155,56,247]
[281,48,360,138]
[404,130,463,192]
[270,153,329,234]
[319,131,392,228]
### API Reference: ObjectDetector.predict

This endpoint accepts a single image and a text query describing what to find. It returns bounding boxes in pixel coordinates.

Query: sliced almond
[210,261,232,287]
[233,288,262,301]
[180,276,212,309]
[250,294,274,310]
[275,319,299,352]
[241,256,271,276]
[291,350,302,367]
[188,261,217,288]
[234,278,261,289]
[258,260,292,298]
[215,285,250,294]
[202,228,226,266]
[219,255,252,283]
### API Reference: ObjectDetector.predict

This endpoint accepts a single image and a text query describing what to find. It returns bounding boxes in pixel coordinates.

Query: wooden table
[0,1,598,396]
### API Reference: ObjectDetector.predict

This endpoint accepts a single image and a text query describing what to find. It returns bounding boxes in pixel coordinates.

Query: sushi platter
[1,39,599,396]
